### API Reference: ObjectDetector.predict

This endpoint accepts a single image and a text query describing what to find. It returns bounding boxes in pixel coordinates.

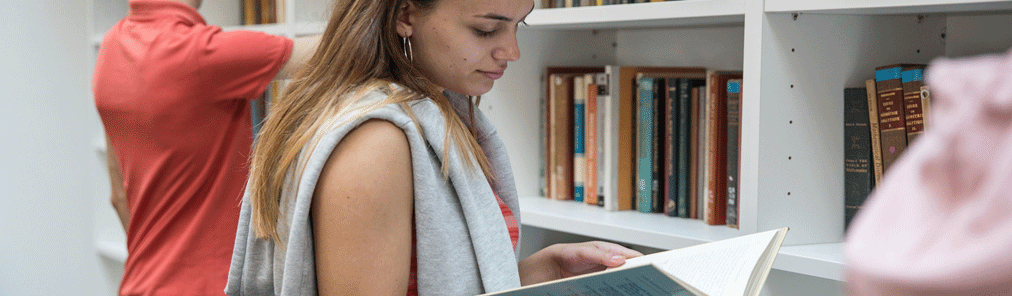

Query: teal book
[573,76,586,202]
[636,76,656,213]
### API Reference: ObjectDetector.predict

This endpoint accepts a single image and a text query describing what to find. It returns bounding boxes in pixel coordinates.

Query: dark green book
[845,87,874,230]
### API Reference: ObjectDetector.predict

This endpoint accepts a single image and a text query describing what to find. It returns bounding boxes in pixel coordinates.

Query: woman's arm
[311,119,415,296]
[518,241,644,286]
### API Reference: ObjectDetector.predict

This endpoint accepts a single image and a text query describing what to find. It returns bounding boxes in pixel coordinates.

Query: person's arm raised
[274,35,321,80]
[311,119,415,296]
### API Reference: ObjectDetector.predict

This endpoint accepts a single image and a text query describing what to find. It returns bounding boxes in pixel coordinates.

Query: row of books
[242,0,285,25]
[541,0,674,8]
[542,66,744,227]
[844,64,931,230]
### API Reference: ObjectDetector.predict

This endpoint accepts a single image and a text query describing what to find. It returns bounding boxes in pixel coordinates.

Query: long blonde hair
[248,0,494,244]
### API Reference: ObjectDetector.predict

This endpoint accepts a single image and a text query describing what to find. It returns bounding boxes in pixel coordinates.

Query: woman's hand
[518,241,644,286]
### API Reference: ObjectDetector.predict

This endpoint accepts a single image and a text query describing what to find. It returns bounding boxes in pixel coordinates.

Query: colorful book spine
[901,65,927,144]
[636,76,656,213]
[845,87,874,231]
[703,70,739,225]
[652,78,665,213]
[663,79,679,216]
[865,80,884,185]
[726,79,742,228]
[690,86,703,219]
[678,79,706,218]
[573,76,586,202]
[585,74,600,206]
[548,73,574,200]
[874,65,908,174]
[602,68,620,210]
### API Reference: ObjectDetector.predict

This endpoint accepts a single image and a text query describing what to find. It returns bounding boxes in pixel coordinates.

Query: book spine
[602,69,620,210]
[844,87,874,231]
[691,86,704,219]
[901,66,927,144]
[636,76,656,213]
[585,75,600,206]
[865,80,884,185]
[652,78,666,213]
[595,73,608,206]
[704,71,736,225]
[573,76,586,202]
[663,79,679,216]
[874,65,908,174]
[617,67,636,211]
[549,74,574,200]
[678,79,705,218]
[726,79,742,228]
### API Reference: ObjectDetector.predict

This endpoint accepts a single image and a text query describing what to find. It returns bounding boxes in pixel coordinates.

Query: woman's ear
[396,1,415,38]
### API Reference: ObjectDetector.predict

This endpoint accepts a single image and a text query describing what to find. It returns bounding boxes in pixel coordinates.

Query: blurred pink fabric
[845,48,1012,295]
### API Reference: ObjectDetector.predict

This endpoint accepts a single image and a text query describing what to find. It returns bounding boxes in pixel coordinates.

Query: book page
[621,229,779,296]
[487,265,697,296]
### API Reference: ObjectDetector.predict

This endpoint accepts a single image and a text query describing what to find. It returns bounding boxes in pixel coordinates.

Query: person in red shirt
[92,0,318,294]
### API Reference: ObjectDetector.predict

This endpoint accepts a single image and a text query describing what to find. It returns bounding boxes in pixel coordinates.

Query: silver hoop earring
[402,37,413,62]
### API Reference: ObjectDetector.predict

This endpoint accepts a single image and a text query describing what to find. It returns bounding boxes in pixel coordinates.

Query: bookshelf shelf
[527,0,744,30]
[520,196,845,281]
[520,196,743,250]
[765,0,1012,15]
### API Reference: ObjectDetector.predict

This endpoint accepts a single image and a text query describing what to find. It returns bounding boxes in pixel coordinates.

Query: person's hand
[518,241,644,286]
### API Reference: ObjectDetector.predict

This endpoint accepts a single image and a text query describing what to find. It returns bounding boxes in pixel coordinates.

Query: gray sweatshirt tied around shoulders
[225,89,522,295]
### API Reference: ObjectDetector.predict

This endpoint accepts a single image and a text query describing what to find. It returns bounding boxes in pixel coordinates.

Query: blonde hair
[248,0,494,244]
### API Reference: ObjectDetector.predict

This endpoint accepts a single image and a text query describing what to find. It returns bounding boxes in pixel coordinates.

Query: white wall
[0,1,116,295]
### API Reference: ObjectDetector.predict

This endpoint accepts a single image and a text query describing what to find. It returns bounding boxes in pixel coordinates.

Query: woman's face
[401,0,534,96]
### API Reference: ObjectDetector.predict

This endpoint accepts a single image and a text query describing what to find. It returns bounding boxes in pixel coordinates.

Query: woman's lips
[479,70,504,80]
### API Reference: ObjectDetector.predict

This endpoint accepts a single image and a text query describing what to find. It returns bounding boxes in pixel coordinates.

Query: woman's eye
[474,28,496,37]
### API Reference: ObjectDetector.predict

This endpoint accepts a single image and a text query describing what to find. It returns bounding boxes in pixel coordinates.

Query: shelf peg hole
[788,156,792,160]
[788,192,792,196]
[791,48,795,52]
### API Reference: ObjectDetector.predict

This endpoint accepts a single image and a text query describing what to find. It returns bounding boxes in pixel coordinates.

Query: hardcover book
[585,73,602,206]
[703,70,742,226]
[901,65,927,144]
[483,228,790,296]
[874,64,912,174]
[845,87,874,230]
[574,75,587,202]
[865,80,884,185]
[635,76,657,213]
[725,79,742,228]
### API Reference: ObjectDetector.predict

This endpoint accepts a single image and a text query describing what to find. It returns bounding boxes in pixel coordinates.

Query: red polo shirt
[92,0,292,294]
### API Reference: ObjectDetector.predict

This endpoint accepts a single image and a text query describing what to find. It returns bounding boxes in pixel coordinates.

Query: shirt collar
[127,0,207,25]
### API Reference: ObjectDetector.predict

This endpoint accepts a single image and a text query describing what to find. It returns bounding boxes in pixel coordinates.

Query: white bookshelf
[766,0,1012,15]
[525,0,744,29]
[86,0,1012,291]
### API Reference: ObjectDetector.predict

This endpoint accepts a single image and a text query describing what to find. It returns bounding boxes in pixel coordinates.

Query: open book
[485,228,789,296]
